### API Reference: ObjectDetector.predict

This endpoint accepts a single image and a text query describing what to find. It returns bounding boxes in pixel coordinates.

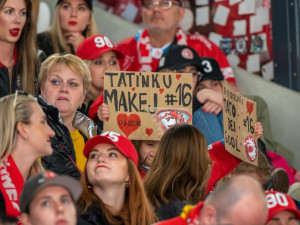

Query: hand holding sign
[223,82,258,165]
[103,71,193,140]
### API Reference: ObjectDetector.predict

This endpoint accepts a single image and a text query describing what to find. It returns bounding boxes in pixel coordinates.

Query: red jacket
[117,28,236,86]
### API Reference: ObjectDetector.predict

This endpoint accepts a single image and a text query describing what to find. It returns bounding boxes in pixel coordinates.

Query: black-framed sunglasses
[142,0,181,9]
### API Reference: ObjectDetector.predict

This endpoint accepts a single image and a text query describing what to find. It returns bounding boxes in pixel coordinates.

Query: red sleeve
[88,94,104,122]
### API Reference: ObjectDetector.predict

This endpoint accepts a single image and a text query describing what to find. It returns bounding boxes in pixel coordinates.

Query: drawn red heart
[246,101,254,116]
[132,87,136,91]
[117,114,141,137]
[105,117,109,122]
[145,128,153,136]
[176,74,181,80]
[159,88,164,94]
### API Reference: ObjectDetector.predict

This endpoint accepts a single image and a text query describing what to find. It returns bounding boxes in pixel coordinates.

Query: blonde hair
[0,94,43,177]
[38,53,91,95]
[0,0,39,96]
[77,159,157,225]
[50,5,97,54]
[144,124,212,207]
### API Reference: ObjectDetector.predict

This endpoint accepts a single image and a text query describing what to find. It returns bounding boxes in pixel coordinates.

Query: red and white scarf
[0,155,24,219]
[136,27,187,72]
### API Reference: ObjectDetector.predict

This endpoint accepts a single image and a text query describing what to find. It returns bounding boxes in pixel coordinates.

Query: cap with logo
[197,57,224,82]
[56,0,93,10]
[20,171,82,213]
[83,132,138,166]
[266,191,300,223]
[156,45,202,72]
[76,34,124,60]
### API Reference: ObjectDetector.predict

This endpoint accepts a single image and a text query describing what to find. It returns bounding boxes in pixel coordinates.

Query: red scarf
[136,27,187,72]
[0,155,24,218]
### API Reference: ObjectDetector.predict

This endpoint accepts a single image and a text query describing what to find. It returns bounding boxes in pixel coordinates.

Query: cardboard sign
[103,71,193,140]
[223,82,258,165]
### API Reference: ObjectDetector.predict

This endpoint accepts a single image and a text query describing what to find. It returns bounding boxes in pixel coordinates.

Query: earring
[125,181,130,188]
[87,184,92,189]
[24,135,28,140]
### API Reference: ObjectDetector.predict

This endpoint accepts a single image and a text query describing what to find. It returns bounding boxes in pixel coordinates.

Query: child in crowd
[76,34,124,116]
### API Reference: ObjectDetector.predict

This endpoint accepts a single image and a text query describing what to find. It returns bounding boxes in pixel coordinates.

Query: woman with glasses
[37,0,97,59]
[0,0,39,98]
[37,53,99,180]
[0,93,55,220]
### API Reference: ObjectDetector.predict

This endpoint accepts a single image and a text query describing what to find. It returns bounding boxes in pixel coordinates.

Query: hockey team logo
[244,135,258,162]
[155,109,192,131]
[181,48,194,60]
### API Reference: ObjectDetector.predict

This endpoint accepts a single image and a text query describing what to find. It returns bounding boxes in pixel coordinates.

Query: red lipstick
[69,21,77,25]
[9,28,20,36]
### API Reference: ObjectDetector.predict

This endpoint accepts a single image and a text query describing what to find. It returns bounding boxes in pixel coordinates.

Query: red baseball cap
[76,34,124,60]
[266,191,300,223]
[206,139,241,195]
[83,131,138,166]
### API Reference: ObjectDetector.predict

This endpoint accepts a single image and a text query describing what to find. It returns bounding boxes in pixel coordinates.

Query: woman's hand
[64,32,85,52]
[97,103,109,122]
[254,122,263,139]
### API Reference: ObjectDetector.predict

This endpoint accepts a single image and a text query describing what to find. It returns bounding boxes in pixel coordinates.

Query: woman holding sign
[76,34,124,116]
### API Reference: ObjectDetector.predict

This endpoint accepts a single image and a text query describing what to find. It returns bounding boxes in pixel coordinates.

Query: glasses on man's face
[142,0,181,10]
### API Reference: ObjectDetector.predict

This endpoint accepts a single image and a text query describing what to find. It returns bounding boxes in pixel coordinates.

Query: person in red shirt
[117,0,236,87]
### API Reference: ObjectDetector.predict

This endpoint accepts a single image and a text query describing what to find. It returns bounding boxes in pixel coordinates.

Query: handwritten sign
[103,71,193,140]
[223,82,258,166]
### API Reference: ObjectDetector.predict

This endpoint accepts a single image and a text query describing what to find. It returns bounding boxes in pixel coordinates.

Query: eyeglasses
[142,0,181,10]
[174,69,203,79]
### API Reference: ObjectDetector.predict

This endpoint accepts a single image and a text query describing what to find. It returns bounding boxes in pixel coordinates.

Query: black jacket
[37,96,99,180]
[0,66,20,98]
[80,201,124,225]
[37,31,74,59]
[155,200,190,221]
